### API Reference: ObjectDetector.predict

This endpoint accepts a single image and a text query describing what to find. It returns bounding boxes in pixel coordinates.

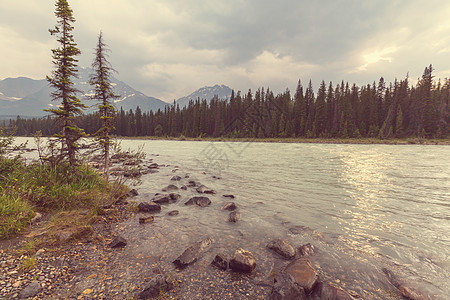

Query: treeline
[3,65,449,139]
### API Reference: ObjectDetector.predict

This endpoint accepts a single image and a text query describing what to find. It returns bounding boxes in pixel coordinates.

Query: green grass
[0,191,35,238]
[0,153,126,240]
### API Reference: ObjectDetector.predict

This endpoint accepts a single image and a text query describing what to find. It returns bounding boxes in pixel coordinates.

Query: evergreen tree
[46,0,86,166]
[418,65,435,137]
[89,32,119,180]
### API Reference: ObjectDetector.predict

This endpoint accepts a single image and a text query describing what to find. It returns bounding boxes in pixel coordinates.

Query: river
[15,138,450,299]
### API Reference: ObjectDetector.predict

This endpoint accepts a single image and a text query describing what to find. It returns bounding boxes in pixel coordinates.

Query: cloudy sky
[1,0,450,102]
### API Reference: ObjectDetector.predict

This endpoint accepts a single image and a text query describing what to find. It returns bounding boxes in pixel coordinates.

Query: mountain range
[0,68,232,117]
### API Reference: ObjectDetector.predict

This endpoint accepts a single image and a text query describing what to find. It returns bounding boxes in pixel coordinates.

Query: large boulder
[184,196,211,207]
[269,272,306,300]
[173,237,214,268]
[137,275,174,299]
[229,248,256,273]
[284,258,319,294]
[138,201,161,213]
[267,239,296,259]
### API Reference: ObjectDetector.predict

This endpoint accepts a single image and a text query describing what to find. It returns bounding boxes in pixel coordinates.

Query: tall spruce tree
[46,0,86,166]
[89,32,119,180]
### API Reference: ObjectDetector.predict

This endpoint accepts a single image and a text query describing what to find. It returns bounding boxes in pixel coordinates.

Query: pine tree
[46,0,86,166]
[89,32,119,180]
[314,81,327,136]
[419,65,435,137]
[395,105,404,137]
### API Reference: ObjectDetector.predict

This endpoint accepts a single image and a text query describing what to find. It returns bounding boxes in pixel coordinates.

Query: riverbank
[119,135,450,145]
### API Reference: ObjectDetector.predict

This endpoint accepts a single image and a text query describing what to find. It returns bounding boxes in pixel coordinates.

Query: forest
[2,65,449,139]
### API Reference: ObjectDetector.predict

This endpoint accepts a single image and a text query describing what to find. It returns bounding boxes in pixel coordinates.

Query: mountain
[175,84,232,108]
[0,77,46,100]
[0,68,168,117]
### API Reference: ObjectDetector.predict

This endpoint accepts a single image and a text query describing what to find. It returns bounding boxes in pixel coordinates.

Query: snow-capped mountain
[175,84,232,108]
[0,68,168,117]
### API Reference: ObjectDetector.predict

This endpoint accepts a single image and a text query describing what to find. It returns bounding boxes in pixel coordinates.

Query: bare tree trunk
[105,140,110,181]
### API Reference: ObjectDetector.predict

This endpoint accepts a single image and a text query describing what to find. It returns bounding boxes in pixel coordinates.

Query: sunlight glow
[354,46,399,72]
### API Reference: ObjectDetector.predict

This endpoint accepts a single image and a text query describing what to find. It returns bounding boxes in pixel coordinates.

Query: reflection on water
[337,150,401,256]
[13,138,450,298]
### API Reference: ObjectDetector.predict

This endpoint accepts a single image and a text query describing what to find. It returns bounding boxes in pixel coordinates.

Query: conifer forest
[3,65,449,139]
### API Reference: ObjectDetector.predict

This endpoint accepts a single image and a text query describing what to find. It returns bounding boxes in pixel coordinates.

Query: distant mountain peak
[176,84,232,108]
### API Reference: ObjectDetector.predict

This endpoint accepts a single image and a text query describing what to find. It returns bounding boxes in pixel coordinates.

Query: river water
[15,138,450,299]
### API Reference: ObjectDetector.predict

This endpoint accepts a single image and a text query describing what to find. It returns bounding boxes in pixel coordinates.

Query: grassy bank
[119,136,450,145]
[0,154,127,240]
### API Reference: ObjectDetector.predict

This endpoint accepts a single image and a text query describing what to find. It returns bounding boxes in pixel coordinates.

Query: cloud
[1,0,450,101]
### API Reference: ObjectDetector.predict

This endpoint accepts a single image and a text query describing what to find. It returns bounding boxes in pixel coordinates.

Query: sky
[1,0,450,102]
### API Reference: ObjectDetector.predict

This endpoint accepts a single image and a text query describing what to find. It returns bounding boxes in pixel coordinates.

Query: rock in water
[162,184,179,192]
[229,248,256,273]
[196,185,216,194]
[267,239,296,259]
[170,193,181,201]
[312,282,355,300]
[109,236,127,248]
[137,275,173,299]
[223,194,235,199]
[382,268,424,300]
[299,243,315,257]
[187,180,198,187]
[19,281,42,298]
[284,258,319,294]
[138,201,161,213]
[171,175,182,181]
[222,202,237,211]
[139,216,154,224]
[211,253,228,270]
[228,211,241,222]
[270,272,306,300]
[184,196,211,207]
[127,189,139,196]
[167,210,179,216]
[152,194,171,204]
[173,237,215,268]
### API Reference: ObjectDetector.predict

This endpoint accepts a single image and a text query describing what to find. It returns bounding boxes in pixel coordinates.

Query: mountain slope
[176,84,232,108]
[0,69,168,117]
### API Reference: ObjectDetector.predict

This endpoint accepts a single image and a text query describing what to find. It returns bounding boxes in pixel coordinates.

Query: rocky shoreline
[1,155,430,299]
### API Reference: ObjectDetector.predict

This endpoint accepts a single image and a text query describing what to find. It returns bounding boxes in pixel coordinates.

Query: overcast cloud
[1,0,450,101]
